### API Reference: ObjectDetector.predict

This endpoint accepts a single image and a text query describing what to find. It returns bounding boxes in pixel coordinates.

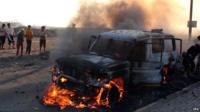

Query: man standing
[196,35,200,72]
[6,23,15,49]
[196,35,200,46]
[39,26,47,53]
[25,25,33,55]
[16,29,24,56]
[0,24,7,49]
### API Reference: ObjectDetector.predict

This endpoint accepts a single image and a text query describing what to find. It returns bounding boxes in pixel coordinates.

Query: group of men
[0,23,15,49]
[0,23,47,56]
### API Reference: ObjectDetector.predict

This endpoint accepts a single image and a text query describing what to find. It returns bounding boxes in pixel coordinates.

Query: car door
[130,38,163,85]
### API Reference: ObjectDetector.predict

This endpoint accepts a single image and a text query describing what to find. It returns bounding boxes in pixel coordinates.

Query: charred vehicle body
[42,29,183,109]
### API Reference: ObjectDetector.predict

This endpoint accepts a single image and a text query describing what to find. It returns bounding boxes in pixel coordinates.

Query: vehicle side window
[164,39,173,52]
[147,39,162,62]
[130,42,146,61]
[152,39,162,53]
[175,40,181,54]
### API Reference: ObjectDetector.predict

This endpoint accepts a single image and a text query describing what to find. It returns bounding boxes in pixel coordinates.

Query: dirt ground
[0,37,61,112]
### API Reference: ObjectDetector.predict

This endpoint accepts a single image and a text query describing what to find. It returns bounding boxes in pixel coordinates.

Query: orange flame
[43,83,77,110]
[42,77,124,110]
[110,77,124,101]
[161,66,170,85]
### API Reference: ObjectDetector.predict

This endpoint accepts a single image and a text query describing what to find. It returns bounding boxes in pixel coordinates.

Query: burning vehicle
[42,29,183,110]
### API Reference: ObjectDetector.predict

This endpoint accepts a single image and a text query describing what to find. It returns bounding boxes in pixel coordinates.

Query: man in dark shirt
[16,29,24,56]
[0,24,6,49]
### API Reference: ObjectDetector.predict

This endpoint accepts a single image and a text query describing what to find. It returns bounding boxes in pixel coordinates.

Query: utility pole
[188,0,193,40]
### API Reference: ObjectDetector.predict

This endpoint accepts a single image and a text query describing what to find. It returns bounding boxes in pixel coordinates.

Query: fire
[110,77,124,101]
[60,77,68,83]
[43,83,76,110]
[95,88,104,105]
[42,77,124,110]
[161,65,170,85]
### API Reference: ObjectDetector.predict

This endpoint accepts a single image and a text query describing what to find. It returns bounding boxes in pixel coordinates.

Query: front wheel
[108,86,120,105]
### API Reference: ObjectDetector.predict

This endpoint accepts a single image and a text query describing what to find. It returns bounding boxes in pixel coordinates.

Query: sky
[0,0,79,27]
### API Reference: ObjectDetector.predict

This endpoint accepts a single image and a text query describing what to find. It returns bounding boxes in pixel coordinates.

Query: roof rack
[151,29,163,33]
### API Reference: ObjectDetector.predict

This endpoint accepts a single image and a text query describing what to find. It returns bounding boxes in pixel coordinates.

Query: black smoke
[72,0,146,30]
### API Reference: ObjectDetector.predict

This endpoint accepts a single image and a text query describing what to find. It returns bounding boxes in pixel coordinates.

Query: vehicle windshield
[90,37,132,59]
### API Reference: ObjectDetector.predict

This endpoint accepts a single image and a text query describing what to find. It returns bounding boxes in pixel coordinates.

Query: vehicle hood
[56,54,128,72]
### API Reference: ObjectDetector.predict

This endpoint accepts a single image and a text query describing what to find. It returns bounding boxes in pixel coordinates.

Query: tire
[108,86,120,105]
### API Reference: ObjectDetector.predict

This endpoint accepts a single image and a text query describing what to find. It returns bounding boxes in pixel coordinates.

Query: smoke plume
[53,0,191,58]
[72,0,186,33]
[52,27,109,59]
[72,0,146,30]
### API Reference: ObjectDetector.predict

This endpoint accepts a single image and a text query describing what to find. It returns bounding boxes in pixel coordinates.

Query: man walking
[16,29,24,56]
[25,25,33,55]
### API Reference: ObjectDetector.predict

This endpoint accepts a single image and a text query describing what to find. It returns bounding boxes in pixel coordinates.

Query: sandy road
[0,38,58,112]
[0,55,53,112]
